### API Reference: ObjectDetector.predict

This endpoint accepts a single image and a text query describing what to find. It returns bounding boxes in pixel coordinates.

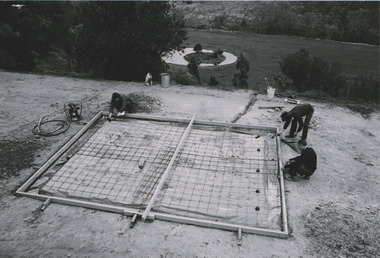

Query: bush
[233,52,250,89]
[280,48,346,96]
[208,75,219,86]
[172,69,198,85]
[212,48,224,58]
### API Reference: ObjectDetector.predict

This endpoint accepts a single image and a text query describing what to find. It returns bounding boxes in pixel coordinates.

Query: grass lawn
[180,30,379,92]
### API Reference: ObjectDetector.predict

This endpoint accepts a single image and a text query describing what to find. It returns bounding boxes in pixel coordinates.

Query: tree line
[189,1,379,46]
[0,1,187,80]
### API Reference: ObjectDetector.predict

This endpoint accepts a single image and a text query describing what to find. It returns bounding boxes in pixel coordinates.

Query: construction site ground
[0,70,379,257]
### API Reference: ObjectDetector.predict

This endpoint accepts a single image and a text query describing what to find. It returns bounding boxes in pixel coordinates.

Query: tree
[73,1,187,81]
[233,52,250,88]
[0,2,69,71]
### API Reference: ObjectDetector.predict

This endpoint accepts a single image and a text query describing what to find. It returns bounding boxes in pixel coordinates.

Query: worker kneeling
[283,147,317,181]
[108,92,134,120]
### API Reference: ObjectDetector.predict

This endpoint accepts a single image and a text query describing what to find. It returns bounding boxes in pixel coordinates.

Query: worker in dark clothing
[281,103,314,146]
[283,147,317,181]
[108,92,134,120]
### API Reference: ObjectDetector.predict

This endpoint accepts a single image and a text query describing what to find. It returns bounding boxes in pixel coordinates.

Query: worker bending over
[281,103,314,146]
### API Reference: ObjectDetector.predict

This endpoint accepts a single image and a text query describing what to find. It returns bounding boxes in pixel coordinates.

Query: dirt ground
[0,70,379,257]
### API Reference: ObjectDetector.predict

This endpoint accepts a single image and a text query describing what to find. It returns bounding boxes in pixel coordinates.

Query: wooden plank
[258,106,284,109]
[16,191,155,220]
[195,120,276,132]
[102,112,277,133]
[154,212,289,239]
[141,113,196,221]
[276,127,289,235]
[19,190,287,238]
[16,111,103,193]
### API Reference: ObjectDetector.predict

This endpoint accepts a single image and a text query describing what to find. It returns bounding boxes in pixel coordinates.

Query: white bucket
[267,86,275,99]
[160,73,170,88]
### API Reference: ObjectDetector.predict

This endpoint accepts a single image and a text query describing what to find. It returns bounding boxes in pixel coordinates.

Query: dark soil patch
[0,139,45,179]
[184,52,226,65]
[303,202,380,257]
[127,92,162,113]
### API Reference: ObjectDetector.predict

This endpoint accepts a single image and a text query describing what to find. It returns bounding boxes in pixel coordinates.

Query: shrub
[193,43,202,53]
[172,69,198,85]
[212,48,224,58]
[233,52,250,89]
[279,48,346,96]
[208,75,219,86]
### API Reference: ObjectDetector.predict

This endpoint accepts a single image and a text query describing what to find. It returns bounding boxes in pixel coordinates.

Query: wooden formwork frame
[16,111,289,239]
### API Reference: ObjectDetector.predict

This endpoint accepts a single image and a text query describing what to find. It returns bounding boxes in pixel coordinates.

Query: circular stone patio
[162,48,237,67]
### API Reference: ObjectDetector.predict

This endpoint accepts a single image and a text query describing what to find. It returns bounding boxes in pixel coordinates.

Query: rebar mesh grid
[25,115,286,236]
[154,126,281,229]
[42,120,185,207]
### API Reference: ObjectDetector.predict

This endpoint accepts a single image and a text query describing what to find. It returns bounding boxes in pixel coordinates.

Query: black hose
[32,116,70,137]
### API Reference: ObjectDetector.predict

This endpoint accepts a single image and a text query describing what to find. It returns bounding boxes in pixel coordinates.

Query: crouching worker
[108,92,134,120]
[283,146,317,181]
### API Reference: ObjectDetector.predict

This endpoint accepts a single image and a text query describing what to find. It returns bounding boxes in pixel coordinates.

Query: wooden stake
[237,227,242,246]
[130,213,138,228]
[41,198,51,211]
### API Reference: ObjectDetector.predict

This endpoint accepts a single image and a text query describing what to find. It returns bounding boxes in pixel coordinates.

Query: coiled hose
[32,116,70,137]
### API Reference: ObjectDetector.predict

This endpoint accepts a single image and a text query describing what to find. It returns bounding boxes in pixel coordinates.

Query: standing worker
[281,103,314,146]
